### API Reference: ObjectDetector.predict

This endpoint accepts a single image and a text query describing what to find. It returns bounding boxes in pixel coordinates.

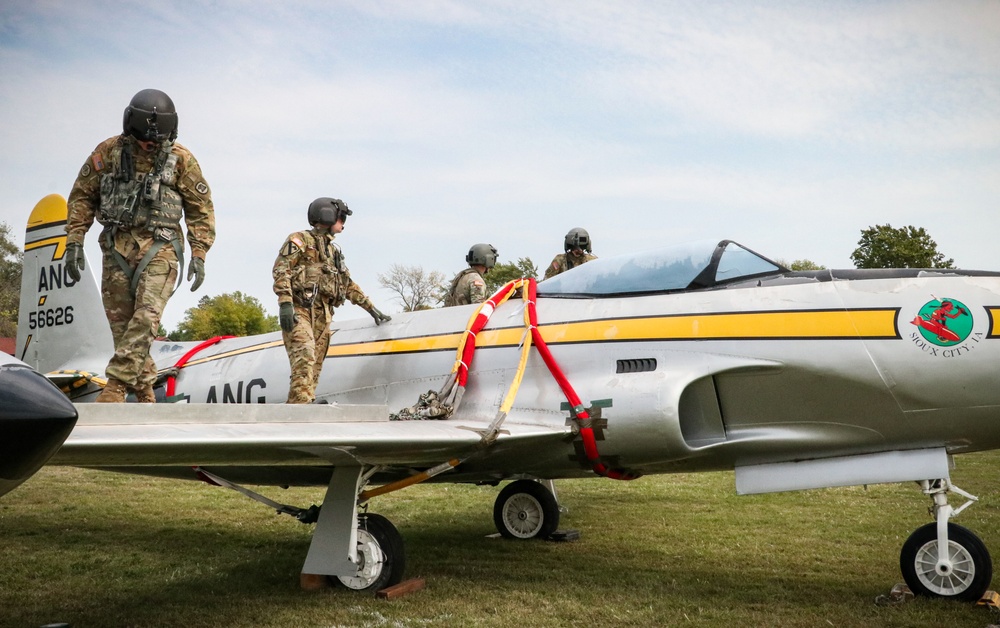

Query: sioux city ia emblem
[910,297,973,347]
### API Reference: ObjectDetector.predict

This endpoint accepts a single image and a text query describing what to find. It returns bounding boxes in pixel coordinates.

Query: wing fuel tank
[0,357,78,497]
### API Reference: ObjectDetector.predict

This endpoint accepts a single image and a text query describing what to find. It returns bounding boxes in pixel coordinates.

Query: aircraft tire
[336,513,406,592]
[900,522,992,602]
[493,479,560,540]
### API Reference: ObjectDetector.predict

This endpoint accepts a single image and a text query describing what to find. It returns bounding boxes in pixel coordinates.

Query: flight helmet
[122,89,178,141]
[466,243,498,269]
[564,227,592,253]
[308,197,352,226]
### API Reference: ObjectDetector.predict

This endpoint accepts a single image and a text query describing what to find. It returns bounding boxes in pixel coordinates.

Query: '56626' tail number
[28,306,74,329]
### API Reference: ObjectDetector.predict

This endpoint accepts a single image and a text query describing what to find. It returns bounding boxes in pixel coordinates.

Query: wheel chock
[977,590,1000,607]
[874,583,913,606]
[300,573,332,591]
[547,529,581,542]
[377,577,426,600]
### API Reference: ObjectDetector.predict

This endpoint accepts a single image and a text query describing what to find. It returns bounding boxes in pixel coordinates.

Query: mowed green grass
[4,453,1000,628]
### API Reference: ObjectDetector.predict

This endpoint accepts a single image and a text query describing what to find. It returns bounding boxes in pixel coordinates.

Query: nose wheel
[900,522,992,602]
[899,479,993,602]
[493,479,560,539]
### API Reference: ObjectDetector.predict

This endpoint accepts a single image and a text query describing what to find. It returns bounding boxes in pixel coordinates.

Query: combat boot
[95,378,128,403]
[132,385,156,403]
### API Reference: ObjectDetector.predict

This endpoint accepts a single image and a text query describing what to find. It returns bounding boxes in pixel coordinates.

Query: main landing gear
[493,479,560,539]
[195,466,409,593]
[899,479,993,602]
[336,513,406,592]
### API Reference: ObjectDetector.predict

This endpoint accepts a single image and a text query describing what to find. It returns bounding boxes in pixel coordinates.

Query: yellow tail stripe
[24,235,69,261]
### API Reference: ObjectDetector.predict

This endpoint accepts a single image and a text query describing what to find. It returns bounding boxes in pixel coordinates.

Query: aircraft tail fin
[15,195,113,381]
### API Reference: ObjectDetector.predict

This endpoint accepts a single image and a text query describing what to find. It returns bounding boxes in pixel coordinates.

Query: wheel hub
[915,539,975,596]
[337,528,386,590]
[503,494,543,538]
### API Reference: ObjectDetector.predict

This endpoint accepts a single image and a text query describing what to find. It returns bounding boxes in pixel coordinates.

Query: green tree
[776,258,826,271]
[851,224,954,269]
[170,291,279,340]
[378,264,446,311]
[0,222,22,338]
[789,259,825,271]
[485,257,538,294]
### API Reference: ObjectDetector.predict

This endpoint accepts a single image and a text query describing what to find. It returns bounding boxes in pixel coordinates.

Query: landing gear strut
[900,479,992,602]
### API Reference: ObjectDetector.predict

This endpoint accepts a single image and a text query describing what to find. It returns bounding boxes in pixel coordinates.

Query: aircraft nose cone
[0,362,77,498]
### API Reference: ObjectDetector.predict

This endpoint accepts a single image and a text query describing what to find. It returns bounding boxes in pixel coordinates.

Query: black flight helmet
[308,197,352,226]
[122,89,178,142]
[466,243,498,270]
[564,227,592,253]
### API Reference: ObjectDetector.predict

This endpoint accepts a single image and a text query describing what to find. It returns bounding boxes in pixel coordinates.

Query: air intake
[616,358,657,374]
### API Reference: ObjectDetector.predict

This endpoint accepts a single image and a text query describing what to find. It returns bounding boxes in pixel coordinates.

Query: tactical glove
[368,306,391,326]
[65,242,85,282]
[187,257,206,291]
[279,302,297,333]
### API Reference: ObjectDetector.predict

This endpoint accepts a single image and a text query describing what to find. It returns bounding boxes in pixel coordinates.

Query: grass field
[4,453,1000,628]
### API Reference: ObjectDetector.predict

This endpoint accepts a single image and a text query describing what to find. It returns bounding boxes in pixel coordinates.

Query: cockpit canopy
[537,239,787,297]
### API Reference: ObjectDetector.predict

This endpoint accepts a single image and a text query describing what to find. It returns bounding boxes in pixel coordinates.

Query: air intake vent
[616,358,657,374]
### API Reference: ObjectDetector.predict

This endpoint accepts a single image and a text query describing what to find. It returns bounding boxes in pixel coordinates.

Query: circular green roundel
[914,298,972,347]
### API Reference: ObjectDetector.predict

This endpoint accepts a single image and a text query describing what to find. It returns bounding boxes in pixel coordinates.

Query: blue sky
[2,1,998,330]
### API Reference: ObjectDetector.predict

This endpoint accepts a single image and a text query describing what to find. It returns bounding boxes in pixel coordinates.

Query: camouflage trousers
[101,246,178,388]
[281,300,333,404]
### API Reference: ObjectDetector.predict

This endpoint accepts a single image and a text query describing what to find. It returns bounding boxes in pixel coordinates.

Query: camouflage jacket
[543,251,597,280]
[444,267,487,307]
[66,135,215,263]
[272,228,372,310]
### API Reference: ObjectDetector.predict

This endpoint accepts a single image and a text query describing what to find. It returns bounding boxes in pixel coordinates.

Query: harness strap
[104,228,136,288]
[112,234,185,298]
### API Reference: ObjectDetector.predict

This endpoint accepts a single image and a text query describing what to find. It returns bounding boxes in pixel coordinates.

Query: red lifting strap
[165,336,235,397]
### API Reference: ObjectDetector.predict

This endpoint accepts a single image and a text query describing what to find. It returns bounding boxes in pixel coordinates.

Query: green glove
[65,242,85,282]
[187,257,205,292]
[368,306,391,326]
[279,302,297,333]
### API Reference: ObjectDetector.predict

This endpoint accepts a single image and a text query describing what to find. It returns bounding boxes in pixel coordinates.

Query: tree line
[0,223,957,341]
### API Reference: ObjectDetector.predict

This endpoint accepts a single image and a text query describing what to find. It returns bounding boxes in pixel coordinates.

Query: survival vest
[444,267,480,307]
[98,138,184,232]
[289,230,349,308]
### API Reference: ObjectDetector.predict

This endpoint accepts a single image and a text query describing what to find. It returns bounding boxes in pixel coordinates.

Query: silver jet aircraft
[10,194,1000,600]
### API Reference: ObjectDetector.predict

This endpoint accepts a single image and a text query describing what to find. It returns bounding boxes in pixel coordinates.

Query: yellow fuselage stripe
[326,309,899,357]
[177,309,899,367]
[987,307,1000,338]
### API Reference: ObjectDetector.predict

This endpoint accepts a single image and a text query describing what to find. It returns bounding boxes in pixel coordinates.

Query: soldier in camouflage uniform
[65,89,215,403]
[273,198,391,404]
[543,227,597,280]
[444,243,497,307]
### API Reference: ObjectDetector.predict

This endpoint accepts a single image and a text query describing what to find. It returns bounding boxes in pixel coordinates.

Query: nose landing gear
[899,479,992,602]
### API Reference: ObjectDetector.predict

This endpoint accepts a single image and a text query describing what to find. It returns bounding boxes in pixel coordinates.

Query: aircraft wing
[51,403,569,469]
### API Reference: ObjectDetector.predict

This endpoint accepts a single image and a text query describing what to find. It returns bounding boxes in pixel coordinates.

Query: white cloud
[2,0,999,331]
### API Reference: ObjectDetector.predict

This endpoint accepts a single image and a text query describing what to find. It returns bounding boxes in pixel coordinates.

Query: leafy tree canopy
[851,224,954,269]
[0,222,22,338]
[485,257,538,294]
[775,258,827,271]
[170,291,279,340]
